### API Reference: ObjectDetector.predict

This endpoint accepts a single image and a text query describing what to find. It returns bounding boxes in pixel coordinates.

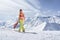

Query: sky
[40,0,60,16]
[40,0,60,10]
[0,0,60,20]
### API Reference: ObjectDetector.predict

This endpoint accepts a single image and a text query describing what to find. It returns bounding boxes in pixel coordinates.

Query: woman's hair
[20,9,22,11]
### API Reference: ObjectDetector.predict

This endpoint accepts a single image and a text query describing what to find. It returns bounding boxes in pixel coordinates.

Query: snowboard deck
[14,30,37,34]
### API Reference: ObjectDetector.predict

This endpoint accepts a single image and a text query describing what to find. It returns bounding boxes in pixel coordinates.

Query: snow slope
[25,22,46,33]
[43,23,60,31]
[0,28,60,40]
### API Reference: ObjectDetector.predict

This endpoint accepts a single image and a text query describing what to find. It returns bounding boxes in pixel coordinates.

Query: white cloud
[27,0,41,9]
[42,9,60,16]
[0,0,41,18]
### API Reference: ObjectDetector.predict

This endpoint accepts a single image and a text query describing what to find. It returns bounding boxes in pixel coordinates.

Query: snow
[25,22,46,33]
[1,15,60,31]
[43,23,60,31]
[32,22,46,32]
[12,22,46,33]
[24,15,60,31]
[0,28,60,40]
[0,14,60,40]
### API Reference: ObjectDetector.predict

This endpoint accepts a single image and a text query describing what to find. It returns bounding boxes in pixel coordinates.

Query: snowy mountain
[43,23,60,31]
[0,14,60,31]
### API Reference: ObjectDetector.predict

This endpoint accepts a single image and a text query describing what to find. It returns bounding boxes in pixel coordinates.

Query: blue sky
[40,0,60,16]
[40,0,60,10]
[0,0,60,20]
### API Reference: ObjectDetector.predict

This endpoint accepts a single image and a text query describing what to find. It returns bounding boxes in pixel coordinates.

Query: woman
[14,9,25,32]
